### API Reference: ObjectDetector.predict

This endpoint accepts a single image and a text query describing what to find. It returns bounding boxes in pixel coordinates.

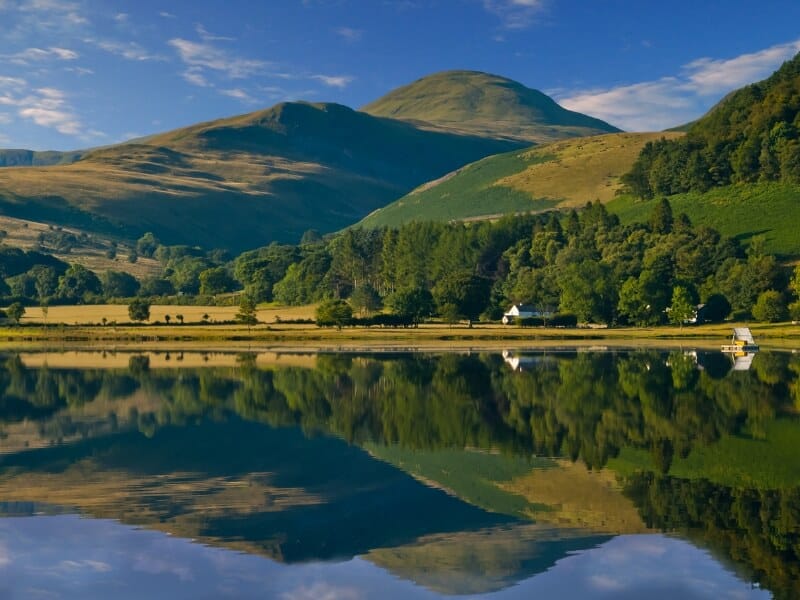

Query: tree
[386,288,434,327]
[199,267,236,296]
[57,264,103,303]
[235,296,259,327]
[432,270,491,321]
[164,314,171,325]
[7,302,25,325]
[136,232,160,258]
[349,284,381,316]
[176,314,184,325]
[102,270,140,298]
[668,286,695,328]
[650,198,674,234]
[752,290,788,322]
[315,298,352,329]
[128,298,151,323]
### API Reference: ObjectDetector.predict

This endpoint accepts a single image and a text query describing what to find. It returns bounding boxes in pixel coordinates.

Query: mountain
[0,148,84,167]
[358,132,680,228]
[362,70,621,143]
[0,102,521,252]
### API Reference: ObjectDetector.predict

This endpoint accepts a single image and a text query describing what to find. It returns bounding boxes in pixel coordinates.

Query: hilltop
[362,70,621,144]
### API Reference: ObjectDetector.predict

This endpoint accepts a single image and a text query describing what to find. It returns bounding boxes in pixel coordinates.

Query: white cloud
[482,0,546,29]
[2,85,90,137]
[281,583,362,600]
[196,24,235,42]
[1,46,78,64]
[311,74,354,89]
[182,67,210,87]
[169,38,266,82]
[335,27,363,43]
[0,76,27,88]
[159,11,175,18]
[558,39,800,131]
[87,38,164,61]
[113,12,128,22]
[0,113,12,124]
[220,88,257,103]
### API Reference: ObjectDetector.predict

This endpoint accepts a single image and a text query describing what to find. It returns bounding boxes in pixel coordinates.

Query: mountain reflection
[0,349,798,598]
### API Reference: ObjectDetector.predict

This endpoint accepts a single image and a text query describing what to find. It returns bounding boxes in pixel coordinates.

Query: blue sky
[1,0,800,150]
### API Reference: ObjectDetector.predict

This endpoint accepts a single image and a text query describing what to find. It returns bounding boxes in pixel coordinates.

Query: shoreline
[0,321,797,353]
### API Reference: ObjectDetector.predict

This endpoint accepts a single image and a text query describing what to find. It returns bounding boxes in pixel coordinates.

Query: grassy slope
[0,102,521,252]
[362,70,620,144]
[360,132,679,229]
[608,182,800,258]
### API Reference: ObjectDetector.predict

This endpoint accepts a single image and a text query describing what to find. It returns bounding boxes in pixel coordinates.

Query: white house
[502,304,546,324]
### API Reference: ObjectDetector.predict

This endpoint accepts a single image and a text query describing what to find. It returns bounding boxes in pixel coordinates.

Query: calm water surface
[0,349,796,599]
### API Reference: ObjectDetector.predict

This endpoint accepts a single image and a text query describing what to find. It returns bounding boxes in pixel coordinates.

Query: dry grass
[20,303,317,325]
[496,132,685,206]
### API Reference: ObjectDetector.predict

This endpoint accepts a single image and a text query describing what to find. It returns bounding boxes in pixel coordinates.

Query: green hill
[359,132,679,228]
[362,70,621,144]
[0,102,521,252]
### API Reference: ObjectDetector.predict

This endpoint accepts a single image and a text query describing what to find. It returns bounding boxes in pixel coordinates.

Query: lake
[0,348,796,599]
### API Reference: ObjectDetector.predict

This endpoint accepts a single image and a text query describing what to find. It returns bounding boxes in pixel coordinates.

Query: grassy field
[20,303,317,325]
[1,304,798,347]
[608,182,800,259]
[358,132,682,229]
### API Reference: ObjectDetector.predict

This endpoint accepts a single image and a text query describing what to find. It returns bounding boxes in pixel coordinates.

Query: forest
[1,198,799,326]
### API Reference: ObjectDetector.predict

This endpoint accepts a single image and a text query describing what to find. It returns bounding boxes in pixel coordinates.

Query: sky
[1,0,800,150]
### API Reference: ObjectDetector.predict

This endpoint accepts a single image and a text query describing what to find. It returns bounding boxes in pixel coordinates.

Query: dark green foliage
[136,232,160,258]
[315,298,353,329]
[128,298,150,322]
[349,284,382,316]
[57,264,103,303]
[235,296,259,326]
[432,270,492,321]
[386,288,434,326]
[623,52,800,197]
[199,267,236,296]
[752,290,789,322]
[6,302,24,324]
[139,277,175,297]
[0,246,67,279]
[102,270,140,299]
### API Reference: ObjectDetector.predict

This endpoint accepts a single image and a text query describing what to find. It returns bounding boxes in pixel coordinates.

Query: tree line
[1,200,799,325]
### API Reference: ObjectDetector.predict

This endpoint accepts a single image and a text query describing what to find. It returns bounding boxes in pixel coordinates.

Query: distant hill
[362,70,621,144]
[359,132,679,228]
[0,102,521,252]
[0,148,84,167]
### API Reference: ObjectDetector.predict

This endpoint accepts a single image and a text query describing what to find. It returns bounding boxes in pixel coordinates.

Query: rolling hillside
[362,70,621,144]
[359,132,681,228]
[0,102,522,252]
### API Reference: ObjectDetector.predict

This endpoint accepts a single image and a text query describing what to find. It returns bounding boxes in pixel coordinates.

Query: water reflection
[0,348,797,598]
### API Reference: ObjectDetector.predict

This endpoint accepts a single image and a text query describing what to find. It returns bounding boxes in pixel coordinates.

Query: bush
[752,290,788,322]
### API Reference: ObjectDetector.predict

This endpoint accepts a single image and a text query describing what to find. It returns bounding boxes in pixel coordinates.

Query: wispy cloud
[482,0,546,29]
[169,38,267,82]
[159,11,175,19]
[0,81,102,139]
[311,74,354,89]
[196,24,235,42]
[1,45,78,64]
[87,38,164,61]
[219,88,257,103]
[335,27,363,43]
[557,39,800,131]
